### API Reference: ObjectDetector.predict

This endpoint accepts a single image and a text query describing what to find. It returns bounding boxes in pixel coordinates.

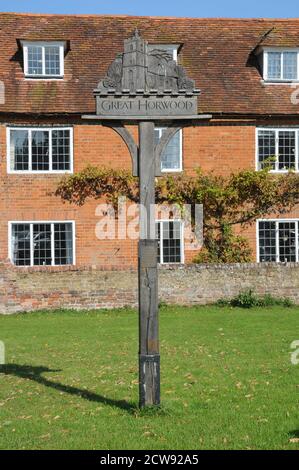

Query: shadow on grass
[289,430,299,438]
[0,364,136,413]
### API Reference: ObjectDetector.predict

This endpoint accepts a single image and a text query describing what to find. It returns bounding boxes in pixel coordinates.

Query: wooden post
[83,30,202,409]
[138,121,160,407]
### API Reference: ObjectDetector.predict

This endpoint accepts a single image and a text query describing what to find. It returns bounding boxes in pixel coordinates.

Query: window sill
[161,168,183,173]
[256,169,299,173]
[261,79,299,85]
[270,169,299,173]
[7,170,73,175]
[24,76,64,81]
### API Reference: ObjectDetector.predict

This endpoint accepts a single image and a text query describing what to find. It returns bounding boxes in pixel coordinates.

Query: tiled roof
[1,13,299,115]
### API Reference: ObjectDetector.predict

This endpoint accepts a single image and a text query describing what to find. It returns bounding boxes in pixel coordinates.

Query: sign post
[83,29,209,407]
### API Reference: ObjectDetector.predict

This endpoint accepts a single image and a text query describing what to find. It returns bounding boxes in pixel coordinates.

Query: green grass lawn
[0,305,298,450]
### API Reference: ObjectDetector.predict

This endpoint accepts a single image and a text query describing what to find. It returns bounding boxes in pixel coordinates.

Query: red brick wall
[0,117,298,269]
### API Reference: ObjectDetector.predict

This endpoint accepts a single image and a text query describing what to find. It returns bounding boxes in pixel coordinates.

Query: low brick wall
[0,261,299,314]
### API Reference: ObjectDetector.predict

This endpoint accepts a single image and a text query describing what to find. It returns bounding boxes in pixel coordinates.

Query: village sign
[83,29,211,407]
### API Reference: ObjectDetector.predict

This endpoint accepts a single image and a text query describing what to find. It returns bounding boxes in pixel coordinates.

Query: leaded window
[10,222,74,266]
[257,129,298,171]
[155,128,182,171]
[8,128,73,173]
[156,220,183,263]
[258,220,299,263]
[265,50,299,81]
[23,41,64,78]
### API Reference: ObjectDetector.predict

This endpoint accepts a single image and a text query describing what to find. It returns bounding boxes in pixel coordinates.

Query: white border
[156,219,184,264]
[263,48,299,82]
[22,41,65,79]
[156,128,183,173]
[255,127,299,173]
[8,220,76,267]
[7,126,74,174]
[256,218,299,263]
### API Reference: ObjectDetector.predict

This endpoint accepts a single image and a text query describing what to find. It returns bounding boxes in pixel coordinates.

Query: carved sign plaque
[96,96,198,117]
[94,29,200,118]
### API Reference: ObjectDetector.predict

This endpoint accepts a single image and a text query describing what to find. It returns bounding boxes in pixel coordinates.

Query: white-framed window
[9,221,75,267]
[148,44,179,62]
[155,128,182,172]
[22,41,65,78]
[263,49,299,81]
[156,220,184,264]
[256,128,299,172]
[7,127,73,173]
[257,219,299,263]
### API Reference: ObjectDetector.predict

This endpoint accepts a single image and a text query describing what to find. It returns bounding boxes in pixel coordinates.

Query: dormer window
[148,44,179,63]
[263,48,299,81]
[21,41,65,78]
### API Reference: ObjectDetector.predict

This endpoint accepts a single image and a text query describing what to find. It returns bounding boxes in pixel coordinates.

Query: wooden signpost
[83,30,210,407]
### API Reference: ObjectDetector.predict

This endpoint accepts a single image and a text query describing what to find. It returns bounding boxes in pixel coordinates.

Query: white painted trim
[263,48,299,82]
[50,223,55,267]
[180,220,185,264]
[156,219,184,264]
[256,221,260,263]
[275,222,280,263]
[261,80,299,86]
[7,126,74,174]
[8,220,76,267]
[256,218,299,263]
[258,217,299,223]
[255,127,299,172]
[295,222,299,266]
[69,127,74,174]
[21,41,65,78]
[156,127,183,172]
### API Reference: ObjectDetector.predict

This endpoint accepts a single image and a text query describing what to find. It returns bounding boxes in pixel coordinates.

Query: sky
[0,0,298,18]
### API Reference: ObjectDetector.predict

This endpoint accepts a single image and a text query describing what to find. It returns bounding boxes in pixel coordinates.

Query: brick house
[1,12,299,271]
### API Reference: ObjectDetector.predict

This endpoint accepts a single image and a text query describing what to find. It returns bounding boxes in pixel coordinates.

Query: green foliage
[55,165,139,209]
[193,225,252,263]
[218,289,294,308]
[56,164,299,263]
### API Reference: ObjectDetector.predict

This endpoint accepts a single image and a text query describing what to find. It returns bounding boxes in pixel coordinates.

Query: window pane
[54,223,73,265]
[278,222,296,262]
[52,130,71,170]
[155,222,161,263]
[283,52,297,80]
[258,130,276,169]
[11,224,31,266]
[45,46,61,75]
[161,221,182,263]
[259,221,276,262]
[278,131,296,170]
[33,223,52,266]
[10,130,29,171]
[161,130,181,170]
[32,130,49,171]
[267,52,281,79]
[27,45,43,75]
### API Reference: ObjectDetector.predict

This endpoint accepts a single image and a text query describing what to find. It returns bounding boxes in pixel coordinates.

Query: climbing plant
[56,164,299,263]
